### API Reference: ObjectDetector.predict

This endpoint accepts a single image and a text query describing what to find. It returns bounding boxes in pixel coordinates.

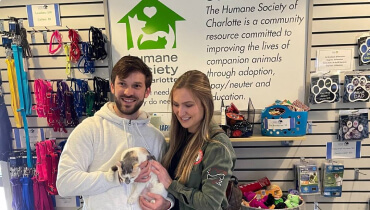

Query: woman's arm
[151,143,235,210]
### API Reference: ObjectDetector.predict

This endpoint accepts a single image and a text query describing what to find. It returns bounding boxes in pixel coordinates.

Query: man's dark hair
[111,56,152,88]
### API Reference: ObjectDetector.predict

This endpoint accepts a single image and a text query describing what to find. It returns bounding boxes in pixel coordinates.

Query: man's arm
[56,120,120,197]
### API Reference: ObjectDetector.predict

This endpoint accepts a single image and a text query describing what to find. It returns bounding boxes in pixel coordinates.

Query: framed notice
[13,128,45,150]
[316,49,353,72]
[26,4,61,27]
[326,141,361,159]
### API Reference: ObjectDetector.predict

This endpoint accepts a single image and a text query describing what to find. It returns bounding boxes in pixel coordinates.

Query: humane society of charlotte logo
[118,0,184,50]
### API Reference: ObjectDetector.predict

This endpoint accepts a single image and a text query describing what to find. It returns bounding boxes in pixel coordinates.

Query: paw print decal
[311,77,338,104]
[338,110,368,141]
[359,37,370,65]
[346,76,370,102]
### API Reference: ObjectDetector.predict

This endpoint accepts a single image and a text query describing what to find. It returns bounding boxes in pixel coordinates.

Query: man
[57,56,172,209]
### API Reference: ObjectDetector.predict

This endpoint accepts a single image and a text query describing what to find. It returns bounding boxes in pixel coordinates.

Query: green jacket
[168,123,236,210]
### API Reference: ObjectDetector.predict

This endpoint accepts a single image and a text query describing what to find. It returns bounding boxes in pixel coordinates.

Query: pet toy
[284,194,303,208]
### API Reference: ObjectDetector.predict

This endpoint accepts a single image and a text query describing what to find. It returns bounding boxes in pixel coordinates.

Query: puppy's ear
[147,155,156,161]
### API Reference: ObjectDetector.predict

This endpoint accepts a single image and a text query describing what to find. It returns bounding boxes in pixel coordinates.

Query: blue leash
[12,44,32,168]
[78,42,95,74]
[21,176,35,210]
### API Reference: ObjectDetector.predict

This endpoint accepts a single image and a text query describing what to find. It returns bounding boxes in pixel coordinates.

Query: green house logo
[118,0,185,50]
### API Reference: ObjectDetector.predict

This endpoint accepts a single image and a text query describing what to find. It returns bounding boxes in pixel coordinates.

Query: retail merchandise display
[310,75,340,104]
[322,162,344,197]
[337,109,369,141]
[309,72,370,104]
[32,77,110,133]
[240,177,305,209]
[1,16,108,209]
[221,98,255,138]
[3,17,34,167]
[343,75,370,103]
[8,139,64,210]
[358,35,370,66]
[294,159,320,195]
[1,18,108,125]
[261,99,309,137]
[239,177,271,193]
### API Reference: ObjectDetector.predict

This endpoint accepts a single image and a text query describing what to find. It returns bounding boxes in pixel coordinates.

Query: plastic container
[261,105,308,137]
[242,202,306,210]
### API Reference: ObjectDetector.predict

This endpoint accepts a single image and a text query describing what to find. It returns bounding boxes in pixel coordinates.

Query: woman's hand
[150,161,172,189]
[139,192,171,210]
[134,160,151,183]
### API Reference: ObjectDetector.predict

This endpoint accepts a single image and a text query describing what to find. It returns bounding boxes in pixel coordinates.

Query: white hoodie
[56,102,166,210]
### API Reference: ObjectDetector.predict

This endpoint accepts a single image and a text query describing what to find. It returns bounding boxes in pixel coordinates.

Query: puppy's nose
[125,177,131,184]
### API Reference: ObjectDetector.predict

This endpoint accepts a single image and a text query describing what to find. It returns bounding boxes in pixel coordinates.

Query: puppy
[107,147,168,204]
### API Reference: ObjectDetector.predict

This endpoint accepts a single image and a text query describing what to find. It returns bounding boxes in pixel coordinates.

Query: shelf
[165,135,306,142]
[229,135,306,142]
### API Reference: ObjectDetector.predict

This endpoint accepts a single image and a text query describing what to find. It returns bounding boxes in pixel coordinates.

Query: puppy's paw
[127,195,138,204]
[106,167,116,182]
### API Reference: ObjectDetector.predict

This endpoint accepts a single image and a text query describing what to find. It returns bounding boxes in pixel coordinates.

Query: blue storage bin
[261,105,308,136]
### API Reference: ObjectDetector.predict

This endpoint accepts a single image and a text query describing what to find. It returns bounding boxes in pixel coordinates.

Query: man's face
[110,72,150,119]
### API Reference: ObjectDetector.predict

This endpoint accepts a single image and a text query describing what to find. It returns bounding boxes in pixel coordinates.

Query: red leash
[68,29,81,63]
[35,140,60,195]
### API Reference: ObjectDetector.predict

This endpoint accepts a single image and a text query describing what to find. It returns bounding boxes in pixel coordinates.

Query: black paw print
[311,78,338,103]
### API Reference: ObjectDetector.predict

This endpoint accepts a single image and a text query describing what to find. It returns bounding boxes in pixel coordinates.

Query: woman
[142,70,236,210]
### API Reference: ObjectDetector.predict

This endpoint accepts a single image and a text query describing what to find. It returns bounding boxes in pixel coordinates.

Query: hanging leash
[78,42,95,74]
[63,44,71,76]
[45,140,60,195]
[36,140,60,195]
[12,45,32,115]
[68,29,81,63]
[71,79,88,119]
[32,176,54,210]
[20,27,32,58]
[49,30,62,54]
[47,81,67,133]
[93,77,109,111]
[5,58,23,128]
[35,142,47,182]
[31,177,40,210]
[10,177,23,210]
[65,90,79,127]
[57,80,69,120]
[85,91,95,116]
[33,79,52,118]
[21,173,35,210]
[89,26,107,60]
[12,44,33,167]
[33,79,45,117]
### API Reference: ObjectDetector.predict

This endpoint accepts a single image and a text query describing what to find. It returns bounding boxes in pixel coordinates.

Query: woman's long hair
[162,70,214,184]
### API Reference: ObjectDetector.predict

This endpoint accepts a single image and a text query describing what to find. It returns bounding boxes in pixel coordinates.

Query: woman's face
[172,88,204,133]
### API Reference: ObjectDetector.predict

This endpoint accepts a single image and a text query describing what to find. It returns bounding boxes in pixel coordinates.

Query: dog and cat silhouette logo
[118,0,185,50]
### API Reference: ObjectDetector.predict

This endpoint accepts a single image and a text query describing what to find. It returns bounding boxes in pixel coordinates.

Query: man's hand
[150,161,172,189]
[139,192,171,210]
[134,160,151,183]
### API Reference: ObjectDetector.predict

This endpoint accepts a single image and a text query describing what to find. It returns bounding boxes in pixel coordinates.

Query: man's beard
[114,95,144,116]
